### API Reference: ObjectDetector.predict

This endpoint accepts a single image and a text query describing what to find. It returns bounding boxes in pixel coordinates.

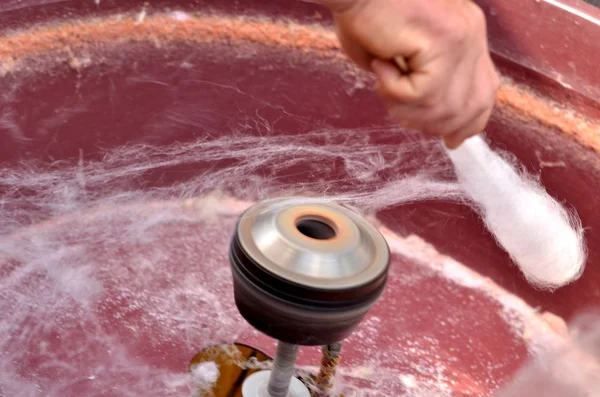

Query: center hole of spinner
[296,217,337,240]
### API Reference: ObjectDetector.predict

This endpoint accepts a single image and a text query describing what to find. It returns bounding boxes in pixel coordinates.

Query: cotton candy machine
[1,1,600,396]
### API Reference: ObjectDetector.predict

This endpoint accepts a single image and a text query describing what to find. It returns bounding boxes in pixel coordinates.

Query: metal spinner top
[236,197,389,291]
[229,197,390,345]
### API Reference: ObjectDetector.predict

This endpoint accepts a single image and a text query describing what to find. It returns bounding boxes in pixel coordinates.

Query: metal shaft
[267,342,299,397]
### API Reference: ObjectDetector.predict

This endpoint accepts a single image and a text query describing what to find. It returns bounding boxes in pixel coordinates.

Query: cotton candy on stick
[445,134,586,289]
[389,56,586,289]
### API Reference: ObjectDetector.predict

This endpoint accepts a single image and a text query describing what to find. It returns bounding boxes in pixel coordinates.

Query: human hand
[322,0,500,148]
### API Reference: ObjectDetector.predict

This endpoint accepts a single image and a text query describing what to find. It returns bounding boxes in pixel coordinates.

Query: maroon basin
[1,1,599,396]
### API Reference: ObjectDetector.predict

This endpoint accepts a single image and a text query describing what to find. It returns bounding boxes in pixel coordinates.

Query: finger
[440,42,483,117]
[416,50,485,134]
[371,58,420,102]
[387,103,446,136]
[385,74,469,135]
[442,55,498,148]
[443,107,492,149]
[387,69,492,144]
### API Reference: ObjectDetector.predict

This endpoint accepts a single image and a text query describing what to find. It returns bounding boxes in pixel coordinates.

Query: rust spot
[0,11,599,152]
[314,343,342,396]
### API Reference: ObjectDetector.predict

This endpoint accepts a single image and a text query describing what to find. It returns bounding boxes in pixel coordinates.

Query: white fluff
[190,361,220,389]
[445,135,586,289]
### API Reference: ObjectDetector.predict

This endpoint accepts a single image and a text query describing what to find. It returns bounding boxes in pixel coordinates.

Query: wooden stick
[393,55,410,73]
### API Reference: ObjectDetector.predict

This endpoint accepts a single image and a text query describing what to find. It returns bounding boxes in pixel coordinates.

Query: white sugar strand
[445,135,587,289]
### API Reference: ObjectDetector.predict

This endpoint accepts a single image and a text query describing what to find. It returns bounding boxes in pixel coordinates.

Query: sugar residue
[190,361,220,389]
[0,129,569,396]
[1,191,540,397]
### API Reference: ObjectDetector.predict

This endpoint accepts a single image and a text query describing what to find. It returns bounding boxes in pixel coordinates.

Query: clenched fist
[322,0,500,148]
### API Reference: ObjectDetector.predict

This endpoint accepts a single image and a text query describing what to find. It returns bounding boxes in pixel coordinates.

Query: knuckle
[475,112,492,132]
[474,121,488,135]
[468,99,490,123]
[474,97,492,115]
[471,3,487,29]
[445,6,486,46]
[464,4,487,37]
[470,5,487,29]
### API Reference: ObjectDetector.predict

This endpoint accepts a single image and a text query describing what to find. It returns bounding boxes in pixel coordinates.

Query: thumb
[371,58,419,103]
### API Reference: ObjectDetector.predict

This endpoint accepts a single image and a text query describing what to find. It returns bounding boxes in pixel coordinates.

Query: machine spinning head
[229,197,390,346]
